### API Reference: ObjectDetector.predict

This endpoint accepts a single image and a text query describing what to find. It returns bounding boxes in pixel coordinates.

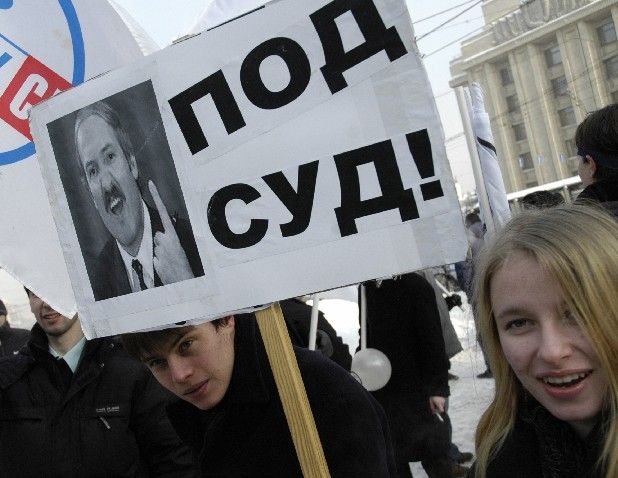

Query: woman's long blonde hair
[472,204,618,478]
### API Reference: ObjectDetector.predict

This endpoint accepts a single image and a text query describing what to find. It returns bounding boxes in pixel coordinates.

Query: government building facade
[450,0,618,193]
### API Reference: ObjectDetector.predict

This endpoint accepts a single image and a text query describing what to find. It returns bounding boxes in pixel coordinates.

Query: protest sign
[0,0,150,317]
[30,0,468,338]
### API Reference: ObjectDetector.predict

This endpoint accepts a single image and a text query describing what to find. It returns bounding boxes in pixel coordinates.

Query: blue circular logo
[0,0,84,165]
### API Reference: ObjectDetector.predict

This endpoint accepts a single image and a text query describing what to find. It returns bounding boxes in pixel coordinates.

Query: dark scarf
[520,400,606,478]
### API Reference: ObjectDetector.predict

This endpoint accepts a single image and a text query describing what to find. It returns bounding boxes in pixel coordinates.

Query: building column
[510,49,556,184]
[561,21,607,113]
[526,43,569,179]
[482,61,520,192]
[613,6,618,45]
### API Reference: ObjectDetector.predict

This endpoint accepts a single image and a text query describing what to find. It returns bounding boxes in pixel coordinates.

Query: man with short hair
[122,313,397,477]
[74,101,204,300]
[0,289,197,477]
[0,299,28,356]
[574,103,618,215]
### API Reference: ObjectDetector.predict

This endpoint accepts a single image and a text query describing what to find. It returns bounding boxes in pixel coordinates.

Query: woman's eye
[505,318,530,330]
[563,310,576,322]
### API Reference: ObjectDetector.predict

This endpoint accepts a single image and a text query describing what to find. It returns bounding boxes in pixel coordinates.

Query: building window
[506,94,520,113]
[564,138,576,157]
[544,45,562,67]
[500,66,514,86]
[597,21,617,46]
[513,123,527,141]
[604,54,618,79]
[551,76,568,97]
[518,152,534,170]
[558,106,576,127]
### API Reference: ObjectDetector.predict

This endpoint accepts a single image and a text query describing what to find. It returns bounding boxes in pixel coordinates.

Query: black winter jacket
[0,321,29,356]
[167,314,396,477]
[280,298,352,371]
[0,324,197,477]
[363,273,451,465]
[576,178,618,218]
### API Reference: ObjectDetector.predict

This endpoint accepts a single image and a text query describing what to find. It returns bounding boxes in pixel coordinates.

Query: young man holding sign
[123,313,397,477]
[73,101,204,300]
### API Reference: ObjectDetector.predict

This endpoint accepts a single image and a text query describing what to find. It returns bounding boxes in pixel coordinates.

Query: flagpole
[454,86,496,236]
[308,294,319,351]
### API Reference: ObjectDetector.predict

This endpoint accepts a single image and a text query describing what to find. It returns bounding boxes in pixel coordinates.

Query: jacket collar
[224,314,271,405]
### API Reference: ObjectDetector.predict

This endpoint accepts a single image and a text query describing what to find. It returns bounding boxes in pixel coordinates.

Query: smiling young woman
[470,204,618,478]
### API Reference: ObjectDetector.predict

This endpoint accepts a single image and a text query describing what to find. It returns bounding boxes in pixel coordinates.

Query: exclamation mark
[406,129,444,201]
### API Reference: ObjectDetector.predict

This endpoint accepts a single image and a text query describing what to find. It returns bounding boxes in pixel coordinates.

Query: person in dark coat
[280,297,352,371]
[0,299,29,356]
[122,313,397,477]
[363,273,452,478]
[0,289,197,477]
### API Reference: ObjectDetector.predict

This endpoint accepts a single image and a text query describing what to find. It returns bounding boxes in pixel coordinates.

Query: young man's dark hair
[574,104,618,214]
[122,313,397,477]
[575,103,618,183]
[122,318,226,363]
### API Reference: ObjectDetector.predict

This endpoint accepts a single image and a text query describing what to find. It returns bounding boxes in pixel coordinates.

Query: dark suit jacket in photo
[90,204,204,301]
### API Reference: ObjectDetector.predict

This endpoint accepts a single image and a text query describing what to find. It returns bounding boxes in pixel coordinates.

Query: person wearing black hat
[574,103,618,216]
[0,298,29,356]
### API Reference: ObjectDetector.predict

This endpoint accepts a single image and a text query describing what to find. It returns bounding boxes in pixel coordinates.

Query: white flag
[469,82,511,231]
[0,0,153,317]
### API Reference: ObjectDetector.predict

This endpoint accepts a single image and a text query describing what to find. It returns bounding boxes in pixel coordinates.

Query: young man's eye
[87,166,97,178]
[178,340,193,353]
[147,358,166,369]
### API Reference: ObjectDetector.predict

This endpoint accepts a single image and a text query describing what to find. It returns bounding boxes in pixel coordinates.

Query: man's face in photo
[77,114,144,253]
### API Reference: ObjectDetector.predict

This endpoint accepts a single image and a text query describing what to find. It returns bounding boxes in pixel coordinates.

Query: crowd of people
[0,100,616,478]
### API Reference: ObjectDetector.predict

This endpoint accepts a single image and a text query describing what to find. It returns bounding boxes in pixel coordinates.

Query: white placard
[30,0,468,337]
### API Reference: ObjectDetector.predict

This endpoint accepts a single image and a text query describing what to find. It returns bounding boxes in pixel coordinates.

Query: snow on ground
[318,295,494,477]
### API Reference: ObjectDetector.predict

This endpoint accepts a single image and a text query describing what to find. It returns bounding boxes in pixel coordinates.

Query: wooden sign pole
[255,302,331,478]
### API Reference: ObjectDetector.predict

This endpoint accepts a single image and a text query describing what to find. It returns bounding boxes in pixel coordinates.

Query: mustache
[103,183,126,213]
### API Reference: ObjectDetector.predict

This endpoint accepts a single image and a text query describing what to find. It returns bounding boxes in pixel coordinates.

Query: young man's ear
[585,155,598,177]
[221,316,235,328]
[579,154,597,185]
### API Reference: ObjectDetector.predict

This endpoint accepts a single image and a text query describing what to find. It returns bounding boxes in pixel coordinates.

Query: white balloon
[351,348,391,392]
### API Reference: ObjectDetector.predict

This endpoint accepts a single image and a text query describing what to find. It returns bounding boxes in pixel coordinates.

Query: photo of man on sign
[48,80,204,301]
